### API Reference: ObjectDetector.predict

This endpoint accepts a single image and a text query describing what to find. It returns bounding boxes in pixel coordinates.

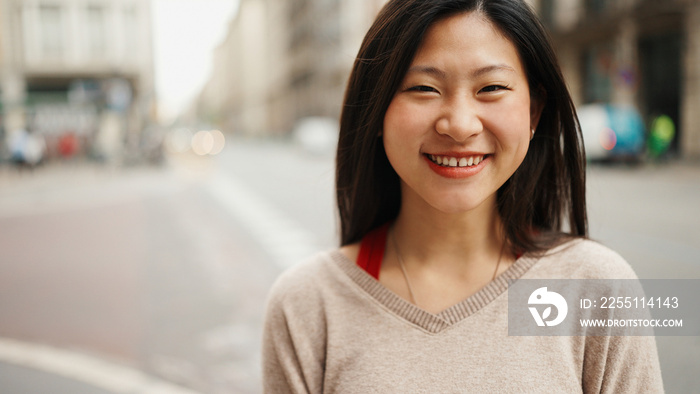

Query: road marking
[206,173,320,269]
[0,337,201,394]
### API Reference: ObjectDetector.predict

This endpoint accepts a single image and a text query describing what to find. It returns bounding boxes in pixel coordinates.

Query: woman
[263,0,663,392]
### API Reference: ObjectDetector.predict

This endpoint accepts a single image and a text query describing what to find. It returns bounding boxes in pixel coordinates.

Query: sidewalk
[0,338,201,394]
[1,361,115,394]
[0,160,182,219]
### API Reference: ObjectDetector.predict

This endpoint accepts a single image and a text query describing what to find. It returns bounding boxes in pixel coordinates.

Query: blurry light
[599,127,617,151]
[166,128,193,153]
[191,130,214,155]
[209,129,226,155]
[190,129,226,156]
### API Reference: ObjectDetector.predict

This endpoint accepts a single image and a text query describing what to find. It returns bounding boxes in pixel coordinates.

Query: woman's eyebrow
[406,65,447,79]
[470,64,516,78]
[406,64,515,79]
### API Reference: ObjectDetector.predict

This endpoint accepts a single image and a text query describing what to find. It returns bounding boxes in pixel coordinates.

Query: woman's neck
[391,192,507,276]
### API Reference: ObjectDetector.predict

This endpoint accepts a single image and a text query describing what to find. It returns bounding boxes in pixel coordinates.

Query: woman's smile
[426,153,487,168]
[423,152,491,179]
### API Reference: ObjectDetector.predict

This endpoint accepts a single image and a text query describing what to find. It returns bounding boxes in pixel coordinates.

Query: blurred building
[198,0,700,160]
[197,0,389,136]
[0,0,156,160]
[536,0,700,158]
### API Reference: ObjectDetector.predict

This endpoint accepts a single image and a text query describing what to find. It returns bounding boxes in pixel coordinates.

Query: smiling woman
[262,1,664,392]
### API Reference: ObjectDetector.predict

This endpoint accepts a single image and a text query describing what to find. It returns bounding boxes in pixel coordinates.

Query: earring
[530,127,535,140]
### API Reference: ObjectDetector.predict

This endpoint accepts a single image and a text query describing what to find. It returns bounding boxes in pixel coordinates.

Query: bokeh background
[0,0,698,393]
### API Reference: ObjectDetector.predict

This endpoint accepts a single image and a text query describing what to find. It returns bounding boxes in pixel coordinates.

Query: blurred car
[293,116,339,155]
[577,104,645,161]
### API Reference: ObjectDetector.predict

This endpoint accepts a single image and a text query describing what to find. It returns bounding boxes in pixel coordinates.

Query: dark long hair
[336,0,587,254]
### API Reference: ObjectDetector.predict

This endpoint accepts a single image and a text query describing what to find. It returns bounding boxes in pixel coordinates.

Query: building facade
[197,0,388,136]
[0,0,156,160]
[536,0,700,158]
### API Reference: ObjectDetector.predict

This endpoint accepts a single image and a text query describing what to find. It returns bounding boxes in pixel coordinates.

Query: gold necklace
[390,229,505,308]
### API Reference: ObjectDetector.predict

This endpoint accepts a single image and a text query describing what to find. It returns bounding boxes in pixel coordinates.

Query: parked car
[577,104,645,161]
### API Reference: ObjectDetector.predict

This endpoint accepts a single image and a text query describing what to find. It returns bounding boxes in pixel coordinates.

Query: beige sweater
[262,239,664,393]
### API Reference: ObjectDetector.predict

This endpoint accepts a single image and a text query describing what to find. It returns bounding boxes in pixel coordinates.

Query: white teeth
[429,154,485,168]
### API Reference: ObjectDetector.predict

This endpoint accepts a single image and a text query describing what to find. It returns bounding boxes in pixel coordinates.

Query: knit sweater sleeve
[582,334,663,393]
[262,257,328,393]
[551,240,665,393]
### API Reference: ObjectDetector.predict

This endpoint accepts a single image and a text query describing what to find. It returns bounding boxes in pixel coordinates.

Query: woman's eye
[480,85,509,93]
[407,85,437,93]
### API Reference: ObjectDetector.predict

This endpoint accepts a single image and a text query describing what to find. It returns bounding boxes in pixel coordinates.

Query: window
[124,6,138,53]
[40,4,63,57]
[86,5,106,56]
[583,44,613,103]
[585,0,611,16]
[539,0,555,28]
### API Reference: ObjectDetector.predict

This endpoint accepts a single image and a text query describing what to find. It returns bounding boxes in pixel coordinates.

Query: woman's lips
[423,153,491,178]
[427,153,485,168]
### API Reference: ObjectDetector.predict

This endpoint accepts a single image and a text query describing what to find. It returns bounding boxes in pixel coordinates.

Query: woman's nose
[434,98,483,141]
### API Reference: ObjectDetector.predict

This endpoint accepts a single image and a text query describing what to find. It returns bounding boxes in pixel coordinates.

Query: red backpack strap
[357,223,390,280]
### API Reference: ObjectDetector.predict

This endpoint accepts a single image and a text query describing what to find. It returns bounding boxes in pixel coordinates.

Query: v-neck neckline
[331,249,540,334]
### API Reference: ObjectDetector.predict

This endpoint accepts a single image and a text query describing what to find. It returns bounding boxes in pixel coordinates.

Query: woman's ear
[530,86,546,131]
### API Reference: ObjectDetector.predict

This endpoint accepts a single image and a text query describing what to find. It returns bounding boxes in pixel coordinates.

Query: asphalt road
[0,138,698,393]
[0,156,279,393]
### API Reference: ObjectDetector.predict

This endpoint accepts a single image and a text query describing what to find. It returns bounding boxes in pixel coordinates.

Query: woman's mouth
[423,153,491,179]
[426,154,487,168]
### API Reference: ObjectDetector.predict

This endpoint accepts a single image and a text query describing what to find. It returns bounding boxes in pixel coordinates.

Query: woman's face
[383,11,541,216]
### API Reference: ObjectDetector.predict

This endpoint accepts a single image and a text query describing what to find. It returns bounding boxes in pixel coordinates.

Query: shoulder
[529,238,639,280]
[265,250,350,317]
[267,251,336,301]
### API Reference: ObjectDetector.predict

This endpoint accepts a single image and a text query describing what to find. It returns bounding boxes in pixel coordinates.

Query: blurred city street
[0,138,699,393]
[1,0,700,392]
